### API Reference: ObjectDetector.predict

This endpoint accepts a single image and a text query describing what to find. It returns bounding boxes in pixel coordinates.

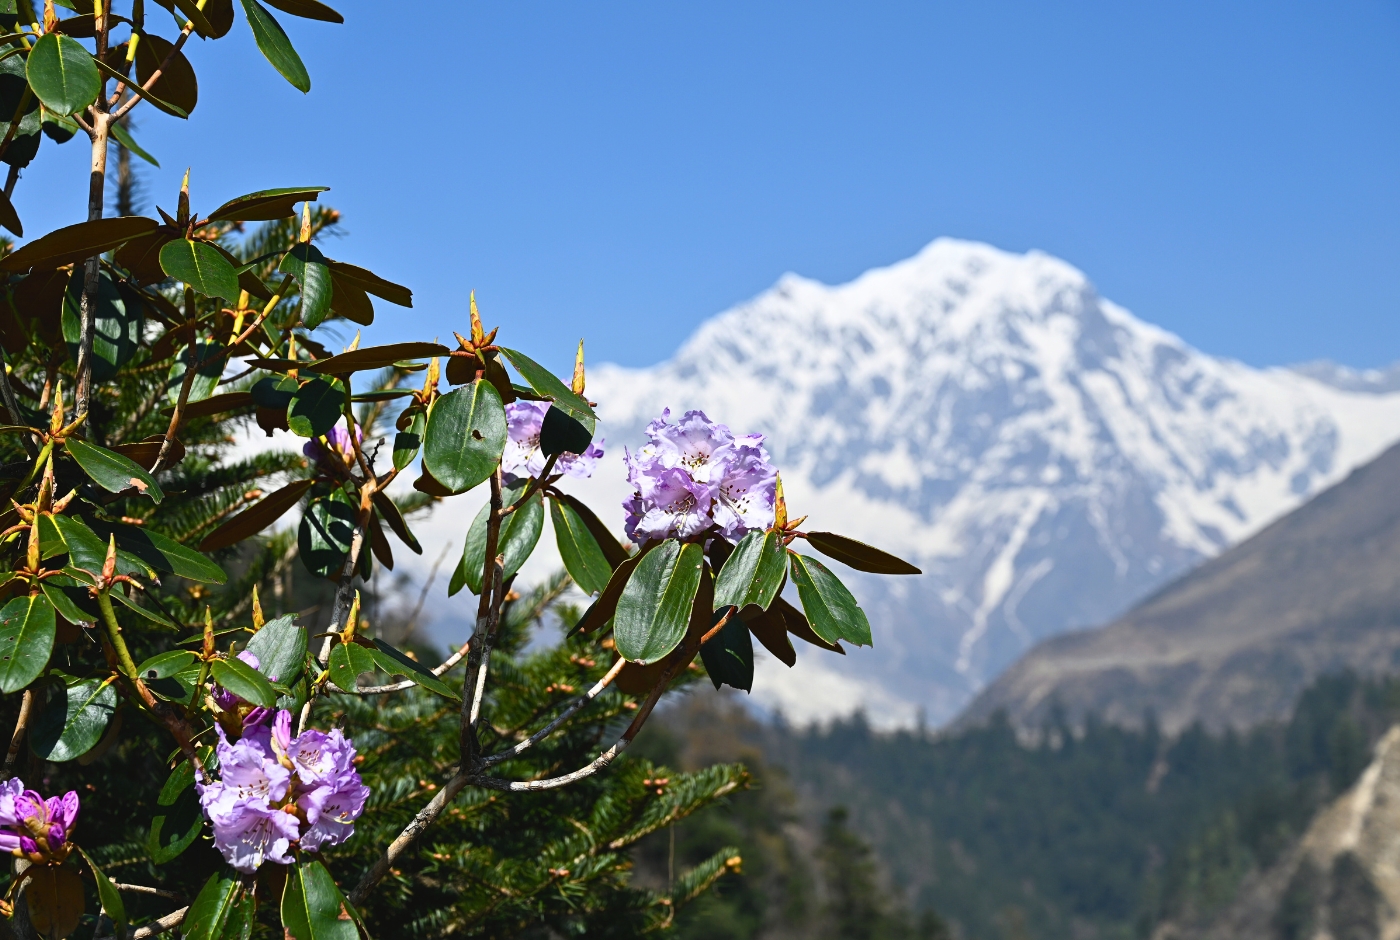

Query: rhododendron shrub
[0,1,921,937]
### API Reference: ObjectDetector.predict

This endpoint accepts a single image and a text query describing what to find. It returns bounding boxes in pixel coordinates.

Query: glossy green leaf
[699,610,754,692]
[450,487,544,596]
[146,759,203,863]
[207,186,326,222]
[251,373,299,409]
[714,529,786,611]
[803,531,922,575]
[50,516,153,581]
[76,846,126,940]
[240,0,310,93]
[30,675,116,761]
[368,640,459,700]
[135,649,198,702]
[87,518,228,584]
[614,540,705,664]
[422,380,506,494]
[159,239,240,301]
[392,410,424,471]
[0,215,157,272]
[550,496,611,595]
[287,375,345,438]
[62,268,141,383]
[557,493,629,569]
[109,588,179,628]
[540,404,593,457]
[0,594,55,693]
[210,655,277,708]
[263,0,342,22]
[298,490,356,579]
[327,639,375,693]
[279,242,332,328]
[788,552,873,647]
[183,872,240,940]
[282,856,357,940]
[66,438,163,502]
[243,614,307,686]
[497,346,596,435]
[109,116,158,166]
[40,580,98,625]
[24,33,99,114]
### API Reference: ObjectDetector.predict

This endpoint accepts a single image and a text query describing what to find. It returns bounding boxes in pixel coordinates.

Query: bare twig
[95,904,187,940]
[110,883,185,902]
[4,687,32,777]
[481,656,627,766]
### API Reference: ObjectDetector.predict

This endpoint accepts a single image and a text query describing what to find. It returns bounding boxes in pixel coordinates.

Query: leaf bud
[572,340,586,395]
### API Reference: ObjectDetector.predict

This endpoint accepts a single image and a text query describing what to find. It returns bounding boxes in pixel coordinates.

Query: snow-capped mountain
[564,238,1400,728]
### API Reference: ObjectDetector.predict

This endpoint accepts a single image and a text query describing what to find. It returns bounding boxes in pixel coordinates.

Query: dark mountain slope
[957,440,1400,735]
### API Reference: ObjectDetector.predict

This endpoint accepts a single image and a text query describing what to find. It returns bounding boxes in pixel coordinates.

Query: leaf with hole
[422,380,506,494]
[66,438,163,502]
[614,540,705,664]
[200,478,315,551]
[30,675,116,761]
[210,655,277,708]
[0,594,55,693]
[550,496,611,595]
[803,531,922,575]
[25,32,99,114]
[788,552,872,647]
[239,0,310,92]
[287,375,345,438]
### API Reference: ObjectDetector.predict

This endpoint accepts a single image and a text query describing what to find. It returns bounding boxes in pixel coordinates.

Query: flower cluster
[501,400,605,483]
[623,409,777,543]
[198,709,369,872]
[0,779,78,864]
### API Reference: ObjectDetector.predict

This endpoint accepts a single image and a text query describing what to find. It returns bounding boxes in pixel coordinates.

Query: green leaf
[788,552,873,647]
[0,594,55,693]
[282,856,358,940]
[714,529,786,611]
[207,186,326,222]
[287,375,345,438]
[147,759,202,864]
[803,531,922,575]
[110,589,179,629]
[557,493,629,569]
[159,239,240,301]
[306,341,449,374]
[422,380,506,494]
[239,0,310,93]
[449,487,544,596]
[351,388,413,403]
[210,655,278,708]
[87,518,228,584]
[279,242,332,328]
[135,649,197,702]
[699,611,754,692]
[40,580,98,624]
[76,846,126,940]
[614,540,705,664]
[0,187,20,236]
[262,0,342,23]
[540,404,593,457]
[326,639,375,693]
[183,872,240,940]
[251,373,299,409]
[30,675,116,761]
[298,490,356,579]
[108,113,159,166]
[392,410,424,471]
[550,495,611,595]
[62,267,141,383]
[24,33,99,114]
[0,215,157,272]
[368,639,460,700]
[497,346,596,435]
[65,438,163,503]
[166,343,223,405]
[50,515,155,581]
[243,613,307,685]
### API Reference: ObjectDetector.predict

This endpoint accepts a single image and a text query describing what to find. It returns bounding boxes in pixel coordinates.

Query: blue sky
[15,0,1400,376]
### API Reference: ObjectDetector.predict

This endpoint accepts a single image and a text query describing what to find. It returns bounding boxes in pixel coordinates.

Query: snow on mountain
[550,237,1400,728]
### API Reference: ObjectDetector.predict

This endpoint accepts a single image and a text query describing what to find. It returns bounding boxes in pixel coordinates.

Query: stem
[0,349,36,457]
[458,470,504,766]
[481,656,627,766]
[3,688,32,778]
[74,111,111,430]
[346,771,473,907]
[299,500,371,735]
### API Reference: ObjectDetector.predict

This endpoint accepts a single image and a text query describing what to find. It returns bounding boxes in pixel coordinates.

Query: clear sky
[14,0,1400,376]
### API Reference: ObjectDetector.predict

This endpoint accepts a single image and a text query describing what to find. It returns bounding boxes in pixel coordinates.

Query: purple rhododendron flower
[0,779,79,861]
[623,410,777,543]
[303,423,363,473]
[501,400,604,484]
[197,708,368,872]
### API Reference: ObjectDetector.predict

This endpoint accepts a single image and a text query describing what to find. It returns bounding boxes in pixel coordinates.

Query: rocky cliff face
[567,238,1400,726]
